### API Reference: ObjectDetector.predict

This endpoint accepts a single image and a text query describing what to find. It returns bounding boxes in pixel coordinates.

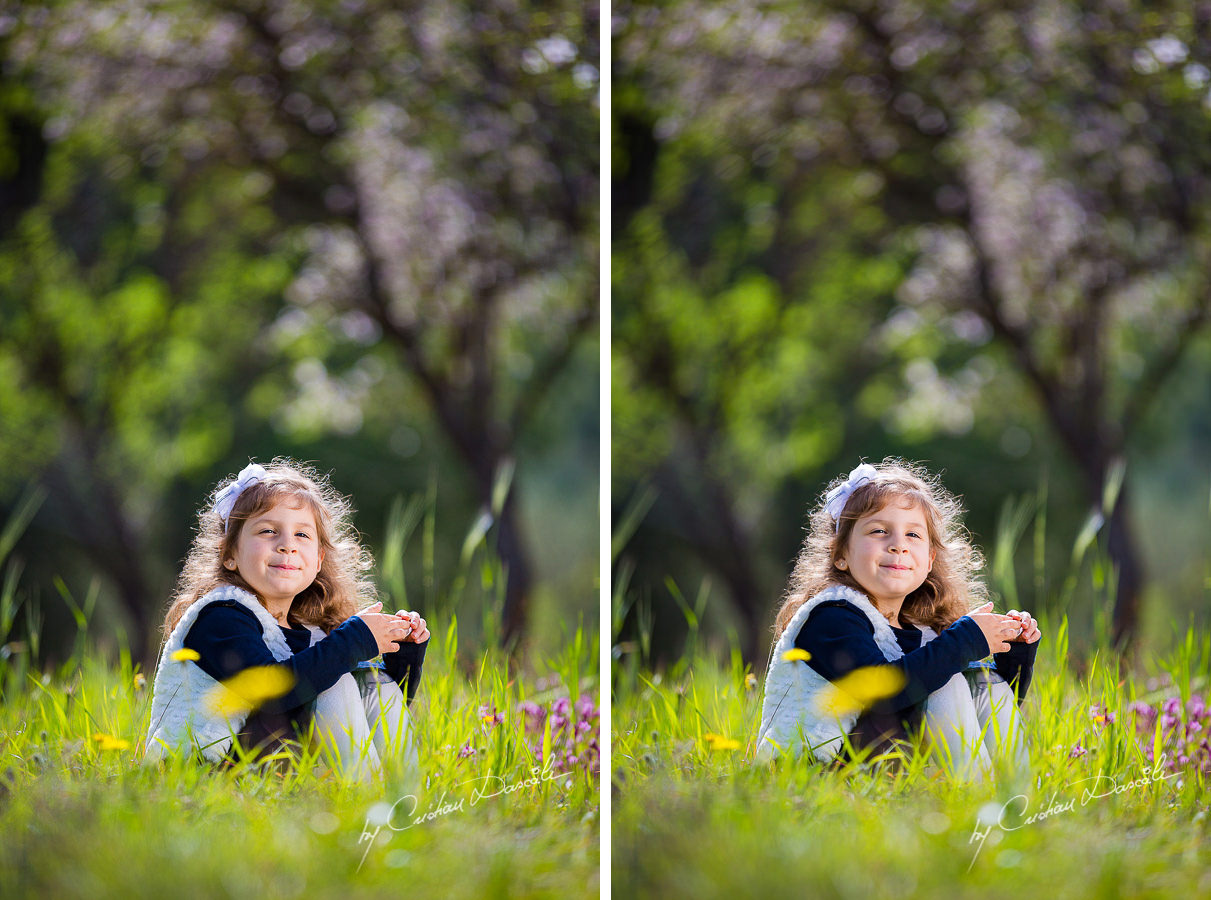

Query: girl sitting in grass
[757,459,1041,780]
[144,458,430,780]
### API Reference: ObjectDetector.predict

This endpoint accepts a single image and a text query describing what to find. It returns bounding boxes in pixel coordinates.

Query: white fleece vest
[756,584,939,763]
[144,584,327,764]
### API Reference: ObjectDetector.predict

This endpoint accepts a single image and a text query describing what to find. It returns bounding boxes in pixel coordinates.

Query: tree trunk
[712,550,766,665]
[82,442,154,661]
[456,438,534,648]
[46,448,155,664]
[656,465,766,664]
[1106,483,1143,656]
[494,489,534,647]
[1073,450,1143,658]
[93,545,153,663]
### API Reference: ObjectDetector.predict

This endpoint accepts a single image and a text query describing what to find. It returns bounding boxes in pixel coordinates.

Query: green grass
[0,487,599,899]
[0,621,599,899]
[612,629,1211,897]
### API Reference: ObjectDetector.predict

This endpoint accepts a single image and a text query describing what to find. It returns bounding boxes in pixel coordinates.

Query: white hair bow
[213,462,267,530]
[823,463,879,531]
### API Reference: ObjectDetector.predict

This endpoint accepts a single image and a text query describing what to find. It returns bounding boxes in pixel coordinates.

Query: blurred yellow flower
[744,673,758,690]
[133,673,147,690]
[92,732,130,751]
[205,665,295,717]
[814,665,907,717]
[171,648,201,662]
[702,732,741,751]
[782,649,812,662]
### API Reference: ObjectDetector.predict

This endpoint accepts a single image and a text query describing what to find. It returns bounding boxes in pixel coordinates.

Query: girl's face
[223,499,325,607]
[838,500,935,611]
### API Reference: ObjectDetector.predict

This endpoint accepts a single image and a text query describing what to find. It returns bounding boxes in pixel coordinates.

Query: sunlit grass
[1,618,599,898]
[612,617,1211,897]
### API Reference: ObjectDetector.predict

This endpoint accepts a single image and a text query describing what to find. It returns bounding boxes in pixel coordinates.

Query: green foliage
[0,0,598,649]
[613,0,1211,657]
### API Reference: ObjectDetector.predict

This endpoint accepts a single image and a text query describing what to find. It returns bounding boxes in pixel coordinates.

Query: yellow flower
[205,665,296,717]
[133,673,147,690]
[814,665,907,717]
[702,732,741,751]
[92,732,131,751]
[171,648,201,663]
[782,649,812,662]
[744,673,758,691]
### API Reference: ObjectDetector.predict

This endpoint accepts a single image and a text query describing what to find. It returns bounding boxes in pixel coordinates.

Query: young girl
[757,459,1041,781]
[144,458,431,781]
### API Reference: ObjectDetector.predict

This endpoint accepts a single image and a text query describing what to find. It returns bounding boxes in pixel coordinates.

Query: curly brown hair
[161,457,377,641]
[772,458,988,641]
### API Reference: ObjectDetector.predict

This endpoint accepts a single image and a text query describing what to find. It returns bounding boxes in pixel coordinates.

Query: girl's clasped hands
[359,601,431,655]
[1005,609,1041,643]
[967,602,1041,654]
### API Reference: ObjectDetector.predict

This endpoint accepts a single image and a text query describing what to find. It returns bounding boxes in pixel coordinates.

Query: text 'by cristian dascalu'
[356,761,573,870]
[967,754,1180,869]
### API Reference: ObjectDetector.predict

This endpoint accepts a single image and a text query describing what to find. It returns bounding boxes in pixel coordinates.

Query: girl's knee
[930,672,975,704]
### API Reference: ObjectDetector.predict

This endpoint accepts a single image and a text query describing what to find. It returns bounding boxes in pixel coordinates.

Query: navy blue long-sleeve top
[793,600,1038,754]
[183,600,429,755]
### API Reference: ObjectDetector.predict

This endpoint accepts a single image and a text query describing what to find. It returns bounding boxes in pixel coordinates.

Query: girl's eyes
[868,528,923,539]
[257,529,312,538]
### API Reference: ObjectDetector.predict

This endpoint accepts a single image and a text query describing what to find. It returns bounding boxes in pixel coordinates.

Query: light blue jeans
[921,667,1030,781]
[309,669,417,782]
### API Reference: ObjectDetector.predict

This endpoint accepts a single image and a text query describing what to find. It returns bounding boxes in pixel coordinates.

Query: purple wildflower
[1129,701,1156,720]
[510,694,599,775]
[478,704,505,726]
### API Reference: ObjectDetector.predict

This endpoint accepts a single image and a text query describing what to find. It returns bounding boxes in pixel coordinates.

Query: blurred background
[612,0,1211,669]
[0,0,599,666]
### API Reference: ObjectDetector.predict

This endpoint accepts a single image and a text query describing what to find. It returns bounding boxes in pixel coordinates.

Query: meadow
[612,488,1211,899]
[0,493,599,900]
